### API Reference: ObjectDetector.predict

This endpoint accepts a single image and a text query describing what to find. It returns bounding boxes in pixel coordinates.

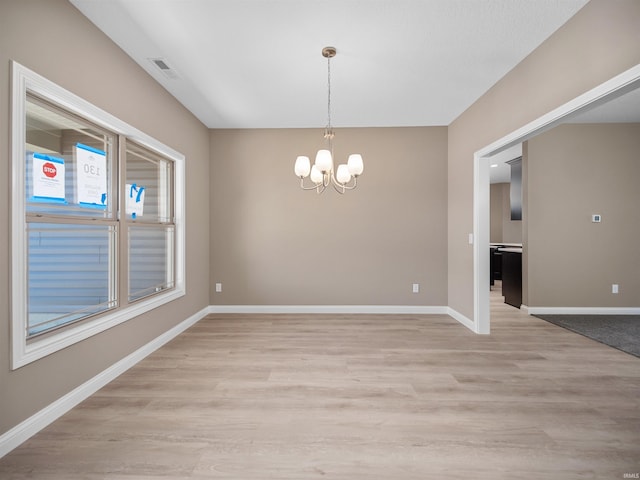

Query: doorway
[473,64,640,334]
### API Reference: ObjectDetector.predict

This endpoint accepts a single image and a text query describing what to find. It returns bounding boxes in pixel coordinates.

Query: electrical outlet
[612,284,619,294]
[215,283,222,293]
[412,283,420,293]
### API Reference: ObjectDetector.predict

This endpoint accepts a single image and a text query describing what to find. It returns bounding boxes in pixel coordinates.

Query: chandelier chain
[327,53,331,130]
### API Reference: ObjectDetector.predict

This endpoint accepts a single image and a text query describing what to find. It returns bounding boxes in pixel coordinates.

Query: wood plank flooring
[1,290,639,478]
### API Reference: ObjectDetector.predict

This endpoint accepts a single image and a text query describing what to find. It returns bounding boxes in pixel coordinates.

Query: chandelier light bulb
[310,164,323,184]
[347,154,364,176]
[315,149,333,173]
[294,156,311,178]
[336,164,351,184]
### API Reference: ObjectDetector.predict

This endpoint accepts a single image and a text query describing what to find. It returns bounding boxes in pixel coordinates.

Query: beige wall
[0,0,210,435]
[525,123,640,307]
[210,127,448,306]
[448,0,640,321]
[490,183,522,244]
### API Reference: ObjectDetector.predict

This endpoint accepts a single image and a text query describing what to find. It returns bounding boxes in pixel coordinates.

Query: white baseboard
[208,305,449,315]
[0,306,210,460]
[525,306,640,315]
[446,307,478,333]
[207,304,478,332]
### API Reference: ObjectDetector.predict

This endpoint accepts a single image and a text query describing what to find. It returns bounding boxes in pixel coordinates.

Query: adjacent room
[0,0,638,478]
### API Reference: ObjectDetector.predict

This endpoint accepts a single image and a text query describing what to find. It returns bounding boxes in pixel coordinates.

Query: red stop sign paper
[33,153,66,202]
[42,162,57,178]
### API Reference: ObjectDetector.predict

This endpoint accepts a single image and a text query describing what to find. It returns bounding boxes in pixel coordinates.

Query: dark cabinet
[501,250,522,308]
[490,247,502,285]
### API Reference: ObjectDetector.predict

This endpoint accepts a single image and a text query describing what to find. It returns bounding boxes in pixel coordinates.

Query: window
[25,94,118,337]
[11,61,185,369]
[125,142,175,302]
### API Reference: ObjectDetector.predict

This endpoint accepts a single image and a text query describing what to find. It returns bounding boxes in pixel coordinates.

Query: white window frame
[11,61,185,369]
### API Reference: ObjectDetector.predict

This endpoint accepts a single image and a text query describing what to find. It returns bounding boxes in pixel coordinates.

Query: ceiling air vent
[149,58,180,80]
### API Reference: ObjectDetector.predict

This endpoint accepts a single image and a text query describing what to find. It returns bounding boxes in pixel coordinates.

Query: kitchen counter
[500,247,522,254]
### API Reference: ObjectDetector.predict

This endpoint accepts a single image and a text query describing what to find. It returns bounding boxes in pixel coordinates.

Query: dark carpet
[533,314,640,358]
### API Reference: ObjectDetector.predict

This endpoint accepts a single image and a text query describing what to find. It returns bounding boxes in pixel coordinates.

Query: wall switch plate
[412,283,420,293]
[215,283,222,293]
[612,284,619,294]
[592,214,602,223]
[468,233,474,244]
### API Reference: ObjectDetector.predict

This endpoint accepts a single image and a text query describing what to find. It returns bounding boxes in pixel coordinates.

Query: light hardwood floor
[1,290,639,478]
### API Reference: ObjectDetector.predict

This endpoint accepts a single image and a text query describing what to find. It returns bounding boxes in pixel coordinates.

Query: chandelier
[294,46,364,194]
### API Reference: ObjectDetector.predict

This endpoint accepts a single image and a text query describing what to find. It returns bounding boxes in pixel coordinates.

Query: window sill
[13,287,185,370]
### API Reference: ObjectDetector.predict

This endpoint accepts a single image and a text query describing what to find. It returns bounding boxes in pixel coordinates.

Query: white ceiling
[69,0,589,129]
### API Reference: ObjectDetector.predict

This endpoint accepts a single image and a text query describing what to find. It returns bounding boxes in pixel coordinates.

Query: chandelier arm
[300,182,318,190]
[299,177,323,191]
[322,172,331,188]
[340,176,358,190]
[331,181,346,194]
[329,171,358,191]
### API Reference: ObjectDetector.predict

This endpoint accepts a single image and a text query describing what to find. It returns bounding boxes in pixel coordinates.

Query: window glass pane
[128,225,174,302]
[27,223,116,337]
[125,142,173,223]
[25,94,115,218]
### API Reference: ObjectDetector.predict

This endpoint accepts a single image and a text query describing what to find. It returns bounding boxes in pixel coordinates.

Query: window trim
[11,61,185,369]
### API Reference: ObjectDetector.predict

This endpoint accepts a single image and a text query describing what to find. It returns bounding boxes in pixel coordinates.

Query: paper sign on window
[125,183,145,218]
[75,143,107,208]
[32,152,66,203]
